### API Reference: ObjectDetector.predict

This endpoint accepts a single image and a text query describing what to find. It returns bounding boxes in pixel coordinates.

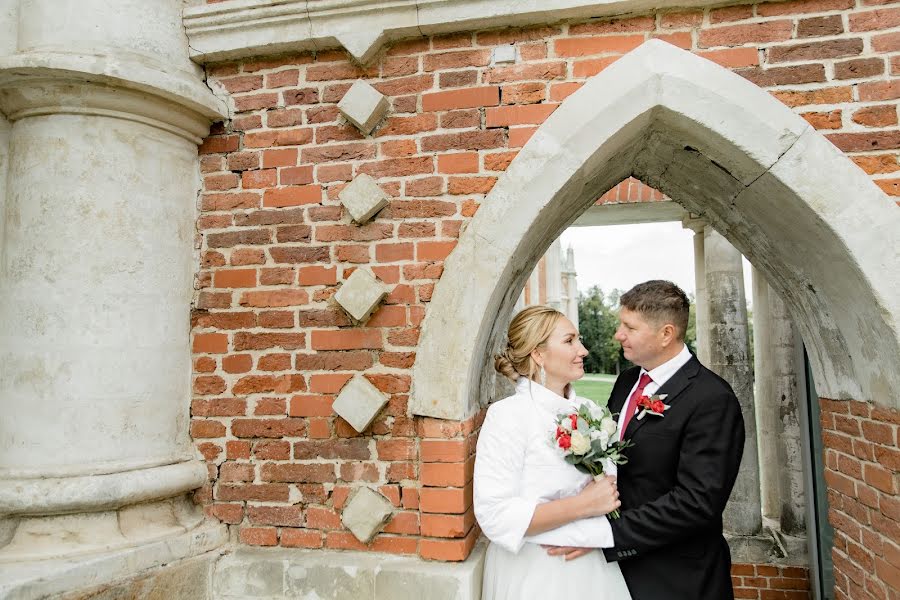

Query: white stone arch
[410,39,900,420]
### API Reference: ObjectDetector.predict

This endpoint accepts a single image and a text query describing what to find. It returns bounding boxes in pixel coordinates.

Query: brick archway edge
[411,39,900,420]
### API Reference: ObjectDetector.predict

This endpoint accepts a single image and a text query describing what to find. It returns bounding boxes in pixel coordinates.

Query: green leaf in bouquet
[564,454,579,465]
[576,416,589,432]
[590,439,607,454]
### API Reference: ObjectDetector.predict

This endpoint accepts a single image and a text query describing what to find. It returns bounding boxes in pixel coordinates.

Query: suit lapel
[623,356,701,439]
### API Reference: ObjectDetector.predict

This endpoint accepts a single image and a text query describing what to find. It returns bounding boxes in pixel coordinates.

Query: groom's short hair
[620,280,690,340]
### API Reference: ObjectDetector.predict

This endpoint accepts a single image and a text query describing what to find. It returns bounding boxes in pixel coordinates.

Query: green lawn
[572,376,616,406]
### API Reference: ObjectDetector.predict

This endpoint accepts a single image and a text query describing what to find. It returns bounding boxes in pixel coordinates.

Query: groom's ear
[660,322,677,345]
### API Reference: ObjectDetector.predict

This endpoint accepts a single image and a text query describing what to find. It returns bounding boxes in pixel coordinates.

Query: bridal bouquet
[553,401,632,518]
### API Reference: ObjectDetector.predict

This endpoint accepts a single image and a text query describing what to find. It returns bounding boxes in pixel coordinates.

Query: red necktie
[620,372,652,439]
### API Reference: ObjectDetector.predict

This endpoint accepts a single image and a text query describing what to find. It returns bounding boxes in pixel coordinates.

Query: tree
[577,286,625,374]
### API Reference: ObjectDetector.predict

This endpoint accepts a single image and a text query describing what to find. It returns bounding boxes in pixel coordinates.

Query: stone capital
[682,213,708,234]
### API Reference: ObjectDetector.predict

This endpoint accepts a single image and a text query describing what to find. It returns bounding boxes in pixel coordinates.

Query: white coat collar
[515,377,579,416]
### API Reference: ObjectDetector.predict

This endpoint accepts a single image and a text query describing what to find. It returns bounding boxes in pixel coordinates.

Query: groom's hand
[543,546,593,561]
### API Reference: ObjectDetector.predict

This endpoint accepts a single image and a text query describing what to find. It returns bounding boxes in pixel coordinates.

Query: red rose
[558,433,572,450]
[638,396,651,408]
[651,400,666,413]
[569,414,578,429]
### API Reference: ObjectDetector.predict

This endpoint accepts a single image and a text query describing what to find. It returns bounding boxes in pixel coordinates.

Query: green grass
[572,377,615,406]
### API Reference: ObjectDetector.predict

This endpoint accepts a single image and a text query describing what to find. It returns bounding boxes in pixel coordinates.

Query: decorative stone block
[491,45,517,65]
[332,374,388,433]
[339,173,389,224]
[341,487,394,544]
[338,80,390,135]
[334,268,388,323]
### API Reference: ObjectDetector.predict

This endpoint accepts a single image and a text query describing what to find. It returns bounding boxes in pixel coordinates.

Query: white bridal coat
[474,378,631,600]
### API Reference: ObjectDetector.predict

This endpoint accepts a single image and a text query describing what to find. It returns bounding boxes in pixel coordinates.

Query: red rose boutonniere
[636,394,670,420]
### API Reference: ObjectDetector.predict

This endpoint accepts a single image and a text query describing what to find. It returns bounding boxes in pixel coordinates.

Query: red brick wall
[820,399,900,600]
[732,563,812,599]
[192,0,900,594]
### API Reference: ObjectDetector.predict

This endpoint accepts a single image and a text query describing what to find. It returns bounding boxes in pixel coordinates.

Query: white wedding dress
[474,378,632,600]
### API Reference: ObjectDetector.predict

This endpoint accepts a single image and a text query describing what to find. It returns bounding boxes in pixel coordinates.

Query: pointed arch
[411,39,900,420]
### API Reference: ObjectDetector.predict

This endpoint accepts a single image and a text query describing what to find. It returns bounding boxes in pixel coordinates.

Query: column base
[0,520,227,600]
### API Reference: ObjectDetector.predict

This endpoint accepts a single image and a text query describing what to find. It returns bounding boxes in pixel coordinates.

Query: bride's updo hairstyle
[494,305,564,382]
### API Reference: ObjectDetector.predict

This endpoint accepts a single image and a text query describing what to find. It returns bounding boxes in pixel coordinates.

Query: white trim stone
[334,268,390,323]
[340,487,395,543]
[338,80,390,135]
[184,0,741,65]
[411,39,900,420]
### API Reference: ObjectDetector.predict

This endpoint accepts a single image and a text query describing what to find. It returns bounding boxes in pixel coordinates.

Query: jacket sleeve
[604,386,745,562]
[524,514,614,548]
[473,402,538,554]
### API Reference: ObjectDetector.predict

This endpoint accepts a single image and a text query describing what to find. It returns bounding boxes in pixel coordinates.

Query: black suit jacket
[602,355,745,600]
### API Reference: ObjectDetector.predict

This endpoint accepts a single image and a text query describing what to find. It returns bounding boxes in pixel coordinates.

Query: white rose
[570,430,591,455]
[600,417,618,437]
[597,430,610,451]
[586,402,606,421]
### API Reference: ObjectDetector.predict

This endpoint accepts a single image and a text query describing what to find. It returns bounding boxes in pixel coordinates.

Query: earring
[539,364,546,387]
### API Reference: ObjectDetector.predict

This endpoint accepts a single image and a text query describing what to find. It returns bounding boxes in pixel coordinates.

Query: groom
[549,280,745,599]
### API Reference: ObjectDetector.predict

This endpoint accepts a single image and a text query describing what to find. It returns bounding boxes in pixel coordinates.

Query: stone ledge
[213,539,487,599]
[184,0,739,65]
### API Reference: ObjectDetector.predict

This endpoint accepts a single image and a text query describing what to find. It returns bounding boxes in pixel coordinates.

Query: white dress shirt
[474,377,615,554]
[616,343,693,439]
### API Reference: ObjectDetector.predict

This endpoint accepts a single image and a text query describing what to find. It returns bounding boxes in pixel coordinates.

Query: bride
[474,305,632,600]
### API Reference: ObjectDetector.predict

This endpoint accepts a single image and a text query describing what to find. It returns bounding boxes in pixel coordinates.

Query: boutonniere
[636,394,669,420]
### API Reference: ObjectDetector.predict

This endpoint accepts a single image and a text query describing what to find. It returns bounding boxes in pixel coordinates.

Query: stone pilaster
[564,246,579,329]
[682,215,709,364]
[704,228,761,535]
[545,239,563,311]
[752,268,807,535]
[0,0,227,572]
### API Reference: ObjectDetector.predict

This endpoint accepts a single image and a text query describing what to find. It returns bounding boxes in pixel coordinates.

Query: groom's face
[615,307,665,369]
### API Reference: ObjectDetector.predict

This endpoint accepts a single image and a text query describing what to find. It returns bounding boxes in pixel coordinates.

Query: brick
[213,269,256,288]
[280,166,314,186]
[420,462,470,487]
[199,135,239,155]
[737,64,826,87]
[859,80,900,102]
[259,267,295,285]
[193,376,226,396]
[298,265,338,285]
[432,32,474,49]
[852,105,898,128]
[239,526,278,546]
[650,32,692,50]
[699,48,760,69]
[219,462,254,483]
[570,15,654,34]
[193,333,228,354]
[850,7,900,31]
[416,240,457,260]
[269,246,331,264]
[192,398,246,417]
[358,156,433,179]
[420,510,474,538]
[797,15,844,38]
[756,0,853,16]
[424,49,491,71]
[421,440,468,463]
[190,419,226,438]
[418,526,479,561]
[244,128,313,148]
[803,110,842,130]
[772,86,852,107]
[486,61,566,83]
[217,483,289,502]
[238,290,309,308]
[205,173,239,191]
[220,75,263,94]
[257,354,292,372]
[310,329,382,350]
[852,154,900,174]
[263,185,322,208]
[301,142,376,164]
[709,5,753,23]
[500,82,546,105]
[376,439,417,461]
[834,58,885,80]
[772,39,863,64]
[252,439,291,459]
[554,35,644,58]
[439,70,478,89]
[440,108,480,129]
[262,463,336,483]
[827,131,900,152]
[421,130,507,152]
[208,503,243,524]
[508,126,537,147]
[422,86,500,112]
[448,176,497,195]
[230,248,266,266]
[233,332,306,350]
[232,417,306,438]
[699,21,793,48]
[437,152,478,174]
[486,104,558,127]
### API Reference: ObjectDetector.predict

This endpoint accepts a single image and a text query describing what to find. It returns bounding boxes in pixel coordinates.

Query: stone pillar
[752,268,807,535]
[682,215,709,364]
[529,262,541,306]
[545,239,563,311]
[704,228,761,535]
[564,246,579,329]
[0,0,226,564]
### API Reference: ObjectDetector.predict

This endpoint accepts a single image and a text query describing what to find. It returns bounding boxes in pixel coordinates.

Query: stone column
[0,0,226,564]
[752,268,807,534]
[704,228,761,535]
[564,246,579,329]
[529,262,541,306]
[682,215,709,364]
[545,239,563,311]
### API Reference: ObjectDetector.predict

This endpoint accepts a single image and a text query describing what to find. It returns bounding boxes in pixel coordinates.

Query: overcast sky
[560,222,754,304]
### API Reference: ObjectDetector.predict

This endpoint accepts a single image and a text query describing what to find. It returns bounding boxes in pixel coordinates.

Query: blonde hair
[494,305,565,382]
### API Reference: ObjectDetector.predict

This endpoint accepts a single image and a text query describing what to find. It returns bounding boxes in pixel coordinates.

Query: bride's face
[535,317,588,386]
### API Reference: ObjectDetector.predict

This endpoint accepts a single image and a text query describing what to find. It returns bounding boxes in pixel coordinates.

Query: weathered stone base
[0,521,227,600]
[212,539,487,600]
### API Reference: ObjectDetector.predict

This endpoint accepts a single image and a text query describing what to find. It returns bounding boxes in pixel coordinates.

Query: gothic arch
[411,39,900,420]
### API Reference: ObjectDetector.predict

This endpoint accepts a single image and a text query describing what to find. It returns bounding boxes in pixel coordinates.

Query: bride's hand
[577,475,620,518]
